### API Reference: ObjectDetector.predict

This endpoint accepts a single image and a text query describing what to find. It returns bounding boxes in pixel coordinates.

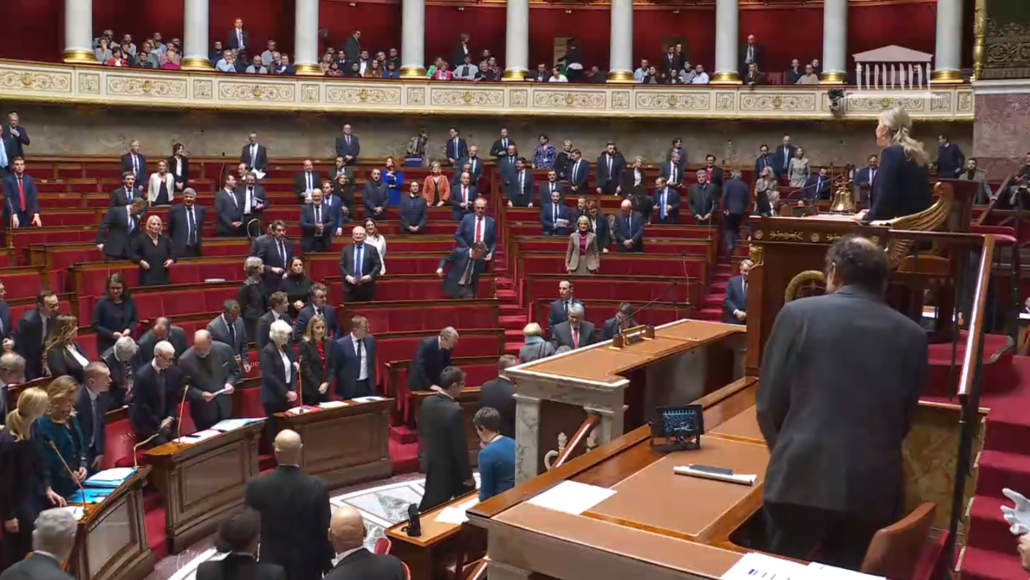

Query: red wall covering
[0,0,970,77]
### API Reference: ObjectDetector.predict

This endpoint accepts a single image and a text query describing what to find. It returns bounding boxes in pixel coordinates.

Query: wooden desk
[142,422,263,554]
[409,388,482,467]
[68,467,154,580]
[274,399,392,491]
[386,492,486,580]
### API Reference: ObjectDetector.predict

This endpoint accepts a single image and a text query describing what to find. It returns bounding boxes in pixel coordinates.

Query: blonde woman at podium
[858,107,932,222]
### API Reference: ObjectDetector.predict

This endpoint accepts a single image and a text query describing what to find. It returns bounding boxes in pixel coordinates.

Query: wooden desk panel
[276,400,392,490]
[69,467,154,580]
[387,492,486,580]
[708,406,765,444]
[409,389,482,467]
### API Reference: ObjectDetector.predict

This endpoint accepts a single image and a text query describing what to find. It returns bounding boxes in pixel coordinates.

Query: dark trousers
[0,494,43,572]
[446,285,476,299]
[178,245,201,258]
[763,503,886,571]
[724,212,744,256]
[343,283,375,302]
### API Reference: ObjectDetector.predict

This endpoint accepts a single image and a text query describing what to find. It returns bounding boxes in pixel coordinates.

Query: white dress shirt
[352,333,368,381]
[279,348,292,383]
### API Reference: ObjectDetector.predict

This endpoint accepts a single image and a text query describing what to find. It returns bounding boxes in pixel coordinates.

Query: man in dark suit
[936,134,965,179]
[547,280,584,330]
[168,188,205,258]
[325,506,406,580]
[479,355,518,438]
[755,144,773,179]
[498,144,519,190]
[240,132,268,173]
[207,301,251,372]
[0,509,79,580]
[130,340,182,447]
[654,177,683,224]
[197,508,286,580]
[293,283,340,342]
[400,182,428,234]
[550,304,596,351]
[245,430,334,580]
[600,302,637,341]
[758,236,928,569]
[437,242,488,299]
[228,18,249,58]
[120,140,147,185]
[338,226,382,302]
[451,171,478,221]
[300,189,336,253]
[101,336,136,410]
[773,135,797,179]
[662,45,683,76]
[595,143,626,196]
[1,157,41,229]
[215,175,245,237]
[613,199,644,253]
[489,128,513,159]
[668,138,687,170]
[505,158,534,208]
[854,155,878,205]
[702,154,725,189]
[14,291,60,380]
[445,128,468,166]
[252,220,294,295]
[293,159,322,200]
[180,330,241,431]
[451,32,473,73]
[537,170,564,207]
[688,171,717,224]
[134,317,188,371]
[96,198,145,260]
[418,366,474,511]
[237,172,268,232]
[721,169,751,258]
[457,145,484,183]
[567,149,590,197]
[256,292,291,354]
[363,169,389,220]
[659,152,683,189]
[76,363,111,473]
[806,167,833,202]
[335,124,360,166]
[723,259,751,324]
[740,34,764,75]
[342,30,362,62]
[455,198,496,260]
[409,328,458,392]
[110,171,142,207]
[540,189,571,236]
[1,112,30,167]
[331,315,376,399]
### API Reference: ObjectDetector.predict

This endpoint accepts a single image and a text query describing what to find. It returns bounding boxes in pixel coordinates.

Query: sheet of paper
[210,418,263,432]
[86,467,136,482]
[62,506,85,521]
[721,553,813,580]
[808,563,885,580]
[319,401,349,409]
[352,396,385,403]
[527,481,616,515]
[434,507,469,524]
[212,386,232,396]
[175,429,221,444]
[456,497,480,511]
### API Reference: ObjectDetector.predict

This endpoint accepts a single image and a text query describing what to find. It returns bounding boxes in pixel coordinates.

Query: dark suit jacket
[46,343,89,384]
[568,159,590,191]
[330,334,377,399]
[489,137,514,158]
[168,203,206,253]
[662,52,684,74]
[294,171,323,198]
[600,316,636,341]
[540,202,571,236]
[293,304,340,342]
[129,363,182,442]
[613,212,644,252]
[14,308,51,379]
[867,144,932,222]
[537,181,566,207]
[480,377,516,438]
[96,206,141,259]
[110,185,143,207]
[342,37,361,62]
[455,214,496,255]
[339,243,382,292]
[1,174,40,219]
[806,173,833,201]
[363,180,389,215]
[773,144,797,175]
[120,152,148,184]
[688,183,717,219]
[439,248,486,298]
[256,311,292,354]
[179,341,240,429]
[498,155,519,186]
[408,337,451,391]
[298,338,332,403]
[658,160,683,186]
[235,184,268,216]
[722,178,751,216]
[259,342,297,411]
[207,314,250,364]
[214,189,245,236]
[418,393,473,511]
[723,275,747,323]
[595,153,626,187]
[0,553,76,580]
[754,155,774,179]
[936,143,965,179]
[587,212,611,249]
[240,144,269,171]
[196,554,286,580]
[400,194,428,231]
[228,28,249,52]
[456,156,484,182]
[740,43,765,71]
[324,548,406,580]
[655,187,684,223]
[245,466,334,580]
[550,321,596,350]
[505,170,534,207]
[0,301,10,341]
[102,348,132,409]
[74,386,108,461]
[757,286,927,522]
[445,138,469,162]
[300,203,337,250]
[548,298,584,330]
[133,326,188,371]
[254,236,296,294]
[335,134,361,163]
[167,155,190,189]
[1,124,29,161]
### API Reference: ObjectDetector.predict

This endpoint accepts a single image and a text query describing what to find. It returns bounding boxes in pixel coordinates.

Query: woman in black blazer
[197,507,286,580]
[259,320,298,418]
[332,171,356,221]
[298,315,333,405]
[168,142,190,193]
[91,273,138,355]
[239,257,267,344]
[44,316,91,384]
[864,107,933,222]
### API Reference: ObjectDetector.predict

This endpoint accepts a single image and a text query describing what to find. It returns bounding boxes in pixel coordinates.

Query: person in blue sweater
[474,407,515,501]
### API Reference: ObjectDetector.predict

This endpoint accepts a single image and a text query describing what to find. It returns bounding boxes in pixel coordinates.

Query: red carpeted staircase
[697,260,734,322]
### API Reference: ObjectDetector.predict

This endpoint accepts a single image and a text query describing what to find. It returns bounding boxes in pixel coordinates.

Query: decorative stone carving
[107,75,187,98]
[0,70,72,93]
[740,93,816,112]
[716,92,736,111]
[845,96,927,112]
[301,84,320,103]
[930,92,953,112]
[611,91,631,109]
[509,89,529,108]
[429,88,504,107]
[543,432,568,471]
[192,79,213,99]
[218,81,296,102]
[326,86,400,105]
[635,92,711,111]
[533,90,606,109]
[78,73,100,95]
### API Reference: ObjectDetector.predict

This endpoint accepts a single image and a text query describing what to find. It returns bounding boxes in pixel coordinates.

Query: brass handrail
[553,414,601,469]
[957,234,995,399]
[974,174,1013,227]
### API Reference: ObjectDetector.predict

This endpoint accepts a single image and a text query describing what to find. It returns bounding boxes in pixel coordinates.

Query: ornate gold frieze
[0,69,72,93]
[326,86,401,106]
[766,231,805,241]
[107,75,187,99]
[981,15,1030,80]
[739,93,816,112]
[430,87,505,107]
[533,90,607,109]
[635,92,710,111]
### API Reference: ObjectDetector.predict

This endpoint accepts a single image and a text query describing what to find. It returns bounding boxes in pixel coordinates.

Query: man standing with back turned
[757,236,928,570]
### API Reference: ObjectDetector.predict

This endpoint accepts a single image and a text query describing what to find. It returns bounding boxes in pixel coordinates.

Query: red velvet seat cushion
[2,271,43,301]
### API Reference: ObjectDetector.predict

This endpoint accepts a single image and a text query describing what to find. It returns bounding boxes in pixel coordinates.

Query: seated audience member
[160,50,181,70]
[259,320,298,420]
[364,169,390,220]
[744,63,763,85]
[207,300,251,373]
[419,367,474,511]
[239,257,267,343]
[456,198,497,258]
[107,47,129,66]
[1,157,41,229]
[613,199,644,252]
[134,317,188,371]
[601,302,637,341]
[298,315,333,405]
[215,175,246,237]
[519,322,555,364]
[76,363,111,474]
[130,340,181,448]
[331,315,376,400]
[451,172,478,221]
[43,316,89,384]
[197,507,287,580]
[960,157,994,204]
[454,54,479,81]
[275,54,295,75]
[567,215,600,275]
[293,283,339,342]
[131,215,176,287]
[37,377,87,499]
[688,171,717,224]
[408,328,458,392]
[294,159,321,202]
[541,189,571,236]
[103,336,138,409]
[528,63,549,82]
[724,259,751,324]
[785,59,802,84]
[215,50,237,72]
[326,506,405,580]
[14,291,60,380]
[797,63,819,84]
[300,188,336,253]
[806,167,833,202]
[400,182,429,234]
[479,355,518,438]
[169,187,205,258]
[96,198,146,260]
[652,176,681,225]
[691,64,710,84]
[474,407,516,501]
[95,37,113,62]
[549,67,568,83]
[282,257,312,320]
[363,219,387,276]
[180,330,240,431]
[91,273,138,355]
[246,55,267,74]
[338,226,382,303]
[432,61,454,80]
[437,242,488,299]
[423,161,451,208]
[261,41,277,67]
[209,40,224,64]
[550,304,596,351]
[257,292,292,354]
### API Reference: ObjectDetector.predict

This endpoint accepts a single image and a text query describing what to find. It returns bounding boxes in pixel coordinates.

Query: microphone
[403,503,422,537]
[42,434,89,517]
[175,376,190,448]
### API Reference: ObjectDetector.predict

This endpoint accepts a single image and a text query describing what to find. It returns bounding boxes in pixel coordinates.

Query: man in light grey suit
[549,303,596,351]
[207,299,252,373]
[757,236,928,570]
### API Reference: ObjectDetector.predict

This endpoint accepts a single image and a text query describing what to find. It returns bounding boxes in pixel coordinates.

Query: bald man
[178,330,240,430]
[245,430,334,580]
[324,506,405,580]
[613,199,644,252]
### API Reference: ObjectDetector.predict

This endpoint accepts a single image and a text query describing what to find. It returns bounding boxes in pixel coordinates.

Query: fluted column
[712,0,740,83]
[932,0,963,82]
[820,0,847,83]
[606,0,634,82]
[399,0,426,77]
[63,0,96,64]
[502,0,530,80]
[293,0,320,75]
[181,0,212,70]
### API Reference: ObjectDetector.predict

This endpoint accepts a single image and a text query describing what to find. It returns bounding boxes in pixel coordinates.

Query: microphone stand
[132,433,161,468]
[45,439,89,518]
[174,377,190,448]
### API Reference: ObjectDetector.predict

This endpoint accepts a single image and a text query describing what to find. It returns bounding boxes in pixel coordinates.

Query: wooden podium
[274,399,393,491]
[143,422,263,554]
[68,466,154,580]
[409,388,483,467]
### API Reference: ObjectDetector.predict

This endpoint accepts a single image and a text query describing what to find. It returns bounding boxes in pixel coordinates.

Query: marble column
[293,0,320,75]
[503,0,530,80]
[712,0,740,83]
[820,0,847,83]
[513,394,541,483]
[63,0,96,64]
[606,0,634,82]
[181,0,212,70]
[399,0,426,77]
[932,0,963,82]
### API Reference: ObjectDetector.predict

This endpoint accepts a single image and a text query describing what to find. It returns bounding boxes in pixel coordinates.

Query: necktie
[453,138,458,154]
[229,190,238,208]
[471,159,477,173]
[306,173,312,191]
[245,188,253,213]
[17,176,25,212]
[475,217,482,242]
[661,190,667,218]
[128,212,136,233]
[462,65,469,76]
[607,156,612,177]
[356,338,364,371]
[564,301,569,315]
[783,151,789,170]
[278,240,285,265]
[228,319,236,345]
[238,30,243,48]
[552,204,557,224]
[251,145,257,166]
[871,169,876,183]
[355,245,363,276]
[187,207,196,245]
[502,138,507,149]
[519,171,525,193]
[346,135,351,146]
[672,164,677,183]
[572,328,579,349]
[315,205,321,223]
[132,155,139,176]
[462,186,467,203]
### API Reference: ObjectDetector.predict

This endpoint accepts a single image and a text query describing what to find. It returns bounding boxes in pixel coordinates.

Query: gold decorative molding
[981,18,1030,80]
[784,270,826,302]
[0,59,975,120]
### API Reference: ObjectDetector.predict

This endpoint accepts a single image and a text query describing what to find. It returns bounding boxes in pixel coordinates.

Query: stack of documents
[721,553,885,580]
[527,481,616,515]
[352,396,385,403]
[210,418,264,432]
[319,401,349,409]
[175,429,222,444]
[69,488,113,504]
[84,468,137,489]
[434,497,482,524]
[285,405,322,415]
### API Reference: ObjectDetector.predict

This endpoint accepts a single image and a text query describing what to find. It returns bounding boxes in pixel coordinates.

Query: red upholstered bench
[9,299,72,325]
[0,268,44,301]
[505,221,719,240]
[79,282,241,326]
[326,276,496,305]
[343,299,500,334]
[512,237,715,257]
[515,254,709,301]
[12,228,98,259]
[530,299,691,331]
[327,238,458,254]
[307,253,445,282]
[524,274,694,308]
[375,328,505,402]
[387,356,500,422]
[72,258,247,298]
